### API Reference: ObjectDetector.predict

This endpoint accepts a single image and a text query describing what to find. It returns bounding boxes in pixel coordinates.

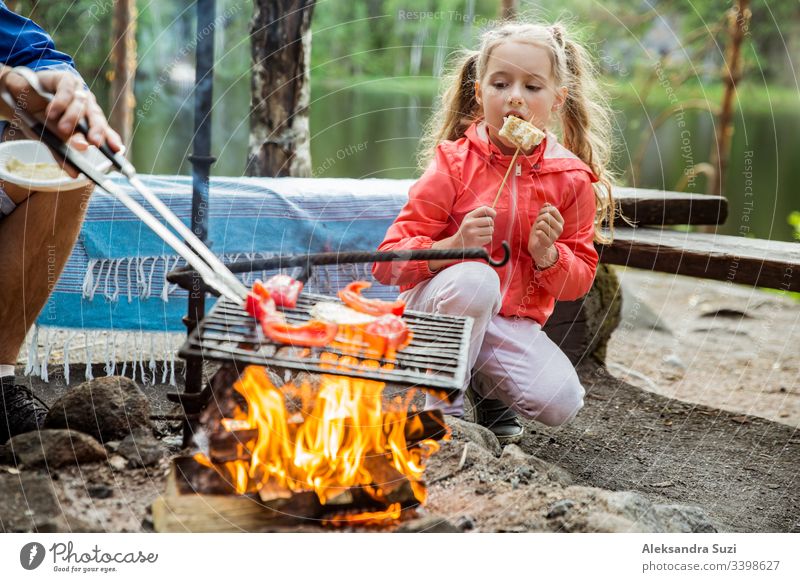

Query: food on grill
[261,274,303,308]
[338,281,406,317]
[6,157,70,180]
[310,301,377,326]
[365,314,412,354]
[261,319,338,347]
[498,116,545,152]
[245,284,283,324]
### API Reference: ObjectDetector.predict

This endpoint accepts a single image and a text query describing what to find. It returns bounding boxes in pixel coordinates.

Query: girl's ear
[552,86,568,111]
[474,81,483,106]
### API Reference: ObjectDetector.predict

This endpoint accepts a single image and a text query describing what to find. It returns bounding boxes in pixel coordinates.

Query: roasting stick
[490,115,546,209]
[0,67,248,304]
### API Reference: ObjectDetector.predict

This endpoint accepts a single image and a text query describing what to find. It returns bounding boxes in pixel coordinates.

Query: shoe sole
[495,429,524,446]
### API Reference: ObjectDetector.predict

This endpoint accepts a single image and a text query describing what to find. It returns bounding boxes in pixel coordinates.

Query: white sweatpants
[400,262,585,426]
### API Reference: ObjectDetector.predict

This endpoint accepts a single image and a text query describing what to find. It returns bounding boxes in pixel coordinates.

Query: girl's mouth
[505,111,526,120]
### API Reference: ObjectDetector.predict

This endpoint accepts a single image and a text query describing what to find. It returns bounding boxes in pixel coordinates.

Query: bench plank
[598,227,800,291]
[614,188,728,226]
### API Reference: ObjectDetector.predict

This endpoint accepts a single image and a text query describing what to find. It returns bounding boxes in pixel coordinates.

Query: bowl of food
[0,139,115,192]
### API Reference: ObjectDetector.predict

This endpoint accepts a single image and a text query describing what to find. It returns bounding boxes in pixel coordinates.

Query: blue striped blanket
[40,175,412,333]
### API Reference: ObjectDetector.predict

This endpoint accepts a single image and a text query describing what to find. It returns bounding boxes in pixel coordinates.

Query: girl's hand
[454,205,496,249]
[528,203,564,268]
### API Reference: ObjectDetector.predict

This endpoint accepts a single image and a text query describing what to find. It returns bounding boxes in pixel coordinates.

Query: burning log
[207,409,447,464]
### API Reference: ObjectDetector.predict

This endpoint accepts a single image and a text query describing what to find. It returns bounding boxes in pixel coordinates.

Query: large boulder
[45,376,150,442]
[2,429,107,468]
[543,264,622,364]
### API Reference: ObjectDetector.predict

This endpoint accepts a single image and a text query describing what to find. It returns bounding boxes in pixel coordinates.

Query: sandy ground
[607,268,800,428]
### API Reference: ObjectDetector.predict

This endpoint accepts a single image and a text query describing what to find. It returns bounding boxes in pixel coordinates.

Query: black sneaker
[466,382,524,445]
[0,377,49,444]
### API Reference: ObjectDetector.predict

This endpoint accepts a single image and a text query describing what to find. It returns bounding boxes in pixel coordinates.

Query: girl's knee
[438,262,501,318]
[516,376,585,427]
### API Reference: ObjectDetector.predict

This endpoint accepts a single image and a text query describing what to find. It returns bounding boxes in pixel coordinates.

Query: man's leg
[0,183,92,441]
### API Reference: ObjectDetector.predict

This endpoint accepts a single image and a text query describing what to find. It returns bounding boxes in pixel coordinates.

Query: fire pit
[154,247,508,531]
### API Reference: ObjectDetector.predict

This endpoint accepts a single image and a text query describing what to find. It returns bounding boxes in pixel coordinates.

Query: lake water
[129,77,799,242]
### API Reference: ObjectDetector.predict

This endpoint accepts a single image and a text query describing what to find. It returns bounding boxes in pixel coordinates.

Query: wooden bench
[600,188,799,292]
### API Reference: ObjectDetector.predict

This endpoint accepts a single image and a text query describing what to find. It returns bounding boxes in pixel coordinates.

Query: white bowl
[0,139,115,192]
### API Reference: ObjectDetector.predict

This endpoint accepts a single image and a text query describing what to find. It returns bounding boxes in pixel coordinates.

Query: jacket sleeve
[0,5,78,72]
[532,170,599,301]
[372,144,460,287]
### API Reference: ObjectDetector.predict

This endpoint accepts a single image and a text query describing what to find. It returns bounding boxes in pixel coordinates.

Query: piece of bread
[498,116,546,152]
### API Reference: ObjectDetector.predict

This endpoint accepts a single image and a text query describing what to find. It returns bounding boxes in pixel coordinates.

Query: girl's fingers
[46,75,80,121]
[55,90,90,136]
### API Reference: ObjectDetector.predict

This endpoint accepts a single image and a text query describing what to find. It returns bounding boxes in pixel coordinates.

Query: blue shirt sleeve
[0,2,78,72]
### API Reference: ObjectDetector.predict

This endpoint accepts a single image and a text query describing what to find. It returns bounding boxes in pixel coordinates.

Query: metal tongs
[0,66,248,304]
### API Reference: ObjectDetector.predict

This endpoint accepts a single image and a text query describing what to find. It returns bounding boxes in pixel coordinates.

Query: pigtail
[554,24,617,244]
[418,51,482,169]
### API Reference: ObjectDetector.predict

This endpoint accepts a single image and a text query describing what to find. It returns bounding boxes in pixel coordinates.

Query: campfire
[192,361,447,526]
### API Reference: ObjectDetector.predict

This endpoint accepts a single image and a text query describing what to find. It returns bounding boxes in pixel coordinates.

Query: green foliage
[789,212,800,241]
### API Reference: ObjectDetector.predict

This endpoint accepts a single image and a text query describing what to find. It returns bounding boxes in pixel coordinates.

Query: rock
[444,415,502,456]
[4,430,107,468]
[603,491,662,531]
[45,376,150,442]
[88,485,114,499]
[0,473,61,532]
[117,429,167,468]
[500,444,573,486]
[455,515,476,531]
[546,499,575,519]
[662,353,686,371]
[653,504,718,533]
[34,514,97,533]
[108,455,128,471]
[583,511,643,533]
[543,264,622,365]
[395,514,460,533]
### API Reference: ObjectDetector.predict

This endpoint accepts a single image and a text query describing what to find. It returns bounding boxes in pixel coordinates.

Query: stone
[501,444,573,486]
[444,415,502,456]
[88,485,114,499]
[583,511,643,533]
[395,514,460,533]
[117,429,167,468]
[603,491,662,531]
[546,499,575,519]
[619,281,672,333]
[653,504,718,533]
[108,455,128,471]
[45,376,150,442]
[543,264,622,365]
[455,515,476,531]
[4,430,107,469]
[0,473,61,532]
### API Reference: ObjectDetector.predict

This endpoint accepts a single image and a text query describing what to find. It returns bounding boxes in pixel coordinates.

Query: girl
[373,22,614,443]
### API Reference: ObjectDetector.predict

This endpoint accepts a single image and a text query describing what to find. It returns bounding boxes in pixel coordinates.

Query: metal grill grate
[178,293,473,392]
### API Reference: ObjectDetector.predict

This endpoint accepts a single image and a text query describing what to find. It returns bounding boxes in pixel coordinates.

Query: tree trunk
[500,0,518,21]
[708,0,751,197]
[109,0,137,149]
[247,0,315,177]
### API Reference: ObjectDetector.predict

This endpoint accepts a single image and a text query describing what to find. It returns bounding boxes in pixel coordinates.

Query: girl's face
[475,41,567,154]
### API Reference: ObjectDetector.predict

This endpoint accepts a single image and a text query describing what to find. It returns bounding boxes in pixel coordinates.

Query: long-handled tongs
[0,66,248,304]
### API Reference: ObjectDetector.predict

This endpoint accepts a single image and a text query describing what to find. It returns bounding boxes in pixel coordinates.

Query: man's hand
[529,203,563,269]
[0,67,122,152]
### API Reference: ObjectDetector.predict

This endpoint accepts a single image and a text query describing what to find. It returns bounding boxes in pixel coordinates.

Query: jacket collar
[464,120,598,182]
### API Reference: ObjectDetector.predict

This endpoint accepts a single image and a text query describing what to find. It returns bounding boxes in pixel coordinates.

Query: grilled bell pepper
[364,314,412,354]
[262,319,338,347]
[338,281,406,317]
[246,285,284,325]
[263,274,303,308]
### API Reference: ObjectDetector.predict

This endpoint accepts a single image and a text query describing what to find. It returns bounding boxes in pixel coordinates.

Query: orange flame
[195,360,441,512]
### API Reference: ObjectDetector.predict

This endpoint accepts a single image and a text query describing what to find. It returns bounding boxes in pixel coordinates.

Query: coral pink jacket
[373,121,600,326]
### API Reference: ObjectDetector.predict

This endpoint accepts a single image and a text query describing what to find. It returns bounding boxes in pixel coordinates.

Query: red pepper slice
[262,319,338,347]
[364,314,411,354]
[338,281,406,317]
[246,286,284,325]
[262,275,303,309]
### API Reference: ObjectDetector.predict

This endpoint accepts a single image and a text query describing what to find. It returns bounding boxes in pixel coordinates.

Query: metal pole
[184,0,217,444]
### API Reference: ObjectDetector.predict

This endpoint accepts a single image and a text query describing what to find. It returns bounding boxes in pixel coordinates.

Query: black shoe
[466,383,524,445]
[0,377,49,444]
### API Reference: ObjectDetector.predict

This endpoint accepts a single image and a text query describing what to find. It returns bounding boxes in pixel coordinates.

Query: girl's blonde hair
[420,22,615,243]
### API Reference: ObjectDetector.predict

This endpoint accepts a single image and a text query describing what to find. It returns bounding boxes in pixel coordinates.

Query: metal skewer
[0,67,247,304]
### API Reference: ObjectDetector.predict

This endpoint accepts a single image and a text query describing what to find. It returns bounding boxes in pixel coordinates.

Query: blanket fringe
[21,326,187,387]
